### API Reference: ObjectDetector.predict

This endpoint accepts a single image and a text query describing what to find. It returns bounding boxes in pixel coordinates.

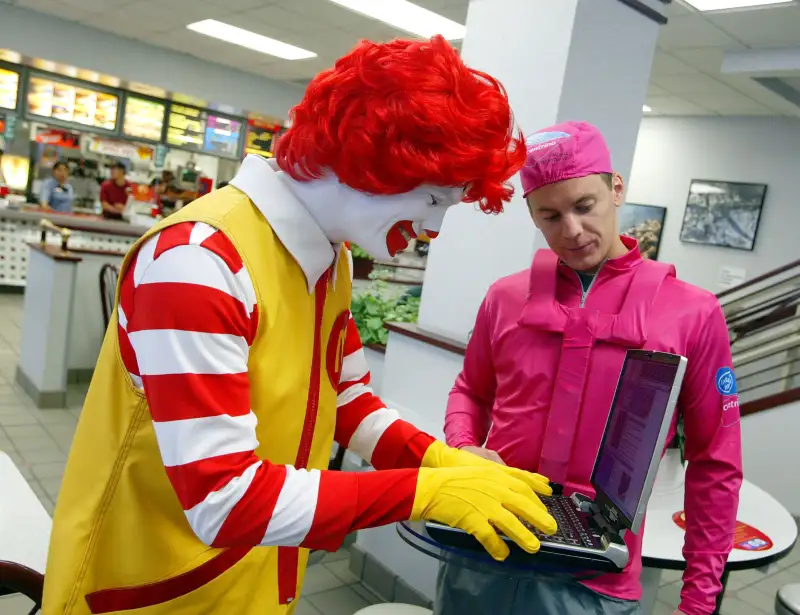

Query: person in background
[437,121,742,615]
[158,183,185,216]
[100,161,131,220]
[39,162,75,213]
[151,169,175,196]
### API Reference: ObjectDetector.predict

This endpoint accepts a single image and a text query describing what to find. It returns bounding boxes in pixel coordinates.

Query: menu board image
[245,120,280,157]
[27,76,119,130]
[204,115,242,158]
[52,82,77,122]
[123,97,166,141]
[27,77,54,118]
[93,92,118,130]
[167,104,206,150]
[0,68,20,110]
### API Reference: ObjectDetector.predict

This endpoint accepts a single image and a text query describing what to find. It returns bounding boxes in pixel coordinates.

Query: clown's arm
[333,315,461,469]
[121,223,554,559]
[332,254,526,474]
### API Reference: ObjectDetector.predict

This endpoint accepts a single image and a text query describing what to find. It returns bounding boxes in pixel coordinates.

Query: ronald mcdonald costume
[42,37,557,615]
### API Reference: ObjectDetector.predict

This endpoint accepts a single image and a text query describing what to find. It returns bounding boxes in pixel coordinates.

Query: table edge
[642,535,798,571]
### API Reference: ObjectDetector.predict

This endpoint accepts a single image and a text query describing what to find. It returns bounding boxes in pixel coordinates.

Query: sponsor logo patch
[716,367,737,396]
[525,130,571,153]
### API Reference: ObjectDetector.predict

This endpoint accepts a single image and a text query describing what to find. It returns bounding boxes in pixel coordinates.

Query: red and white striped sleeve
[118,222,420,552]
[334,316,437,470]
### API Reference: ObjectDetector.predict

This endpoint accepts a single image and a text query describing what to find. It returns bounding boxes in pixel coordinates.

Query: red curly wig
[275,36,525,214]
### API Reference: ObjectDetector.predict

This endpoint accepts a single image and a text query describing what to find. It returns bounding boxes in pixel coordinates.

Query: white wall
[0,5,303,119]
[740,400,800,515]
[627,116,800,293]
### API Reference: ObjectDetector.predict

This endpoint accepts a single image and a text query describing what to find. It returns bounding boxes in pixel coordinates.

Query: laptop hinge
[570,492,628,540]
[592,512,628,541]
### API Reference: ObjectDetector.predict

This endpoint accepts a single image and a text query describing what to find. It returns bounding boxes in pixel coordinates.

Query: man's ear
[612,173,625,207]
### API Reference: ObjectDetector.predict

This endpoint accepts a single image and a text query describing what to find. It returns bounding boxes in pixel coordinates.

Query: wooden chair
[99,263,119,330]
[0,561,43,614]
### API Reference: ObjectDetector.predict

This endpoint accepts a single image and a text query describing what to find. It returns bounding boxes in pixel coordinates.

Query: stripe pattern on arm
[334,315,435,470]
[119,222,326,548]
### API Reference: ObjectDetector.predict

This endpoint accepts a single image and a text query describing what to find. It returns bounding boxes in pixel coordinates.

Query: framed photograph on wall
[679,180,767,251]
[620,203,667,260]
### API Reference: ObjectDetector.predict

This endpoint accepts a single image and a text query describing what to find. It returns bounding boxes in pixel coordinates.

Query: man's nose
[562,215,582,240]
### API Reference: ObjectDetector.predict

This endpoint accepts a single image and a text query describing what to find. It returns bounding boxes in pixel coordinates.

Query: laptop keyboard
[529,495,603,549]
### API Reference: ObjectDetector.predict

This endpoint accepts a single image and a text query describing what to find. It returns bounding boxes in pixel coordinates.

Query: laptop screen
[592,353,682,527]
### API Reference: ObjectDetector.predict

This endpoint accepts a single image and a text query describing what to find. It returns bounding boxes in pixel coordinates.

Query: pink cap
[520,121,613,197]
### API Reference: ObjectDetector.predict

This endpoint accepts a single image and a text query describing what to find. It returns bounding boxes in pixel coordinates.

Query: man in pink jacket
[438,121,742,615]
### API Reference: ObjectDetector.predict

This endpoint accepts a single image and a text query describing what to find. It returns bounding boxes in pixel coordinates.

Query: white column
[418,0,663,342]
[355,0,668,599]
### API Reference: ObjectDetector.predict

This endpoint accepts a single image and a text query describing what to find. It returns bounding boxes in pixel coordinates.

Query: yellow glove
[422,440,553,497]
[411,465,558,561]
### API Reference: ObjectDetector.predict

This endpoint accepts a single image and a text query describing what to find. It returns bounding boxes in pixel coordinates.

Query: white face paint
[281,171,465,261]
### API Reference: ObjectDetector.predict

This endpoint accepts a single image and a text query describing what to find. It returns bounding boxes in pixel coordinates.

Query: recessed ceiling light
[186,20,316,60]
[327,0,466,40]
[643,105,653,112]
[682,0,793,11]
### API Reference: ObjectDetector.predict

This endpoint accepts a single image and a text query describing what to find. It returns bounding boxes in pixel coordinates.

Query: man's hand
[461,446,507,466]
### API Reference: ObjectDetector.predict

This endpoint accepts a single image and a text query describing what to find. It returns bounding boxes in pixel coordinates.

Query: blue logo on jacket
[716,367,737,396]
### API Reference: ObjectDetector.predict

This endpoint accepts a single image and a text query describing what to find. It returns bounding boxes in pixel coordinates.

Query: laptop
[425,350,688,572]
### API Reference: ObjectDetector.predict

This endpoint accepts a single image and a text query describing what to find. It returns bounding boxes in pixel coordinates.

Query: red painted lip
[386,220,416,256]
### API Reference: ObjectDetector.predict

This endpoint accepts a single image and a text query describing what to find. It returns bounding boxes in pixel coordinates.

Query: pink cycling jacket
[445,236,742,615]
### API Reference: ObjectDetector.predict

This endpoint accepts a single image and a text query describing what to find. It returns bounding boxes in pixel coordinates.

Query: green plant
[349,244,371,260]
[351,281,421,346]
[676,415,686,465]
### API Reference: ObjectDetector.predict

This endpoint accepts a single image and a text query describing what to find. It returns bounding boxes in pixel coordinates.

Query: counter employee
[39,162,74,213]
[99,162,131,220]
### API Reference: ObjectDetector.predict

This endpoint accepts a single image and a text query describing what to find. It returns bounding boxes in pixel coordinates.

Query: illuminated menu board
[167,104,206,150]
[123,96,166,142]
[0,68,19,110]
[245,119,281,158]
[27,76,119,130]
[203,115,242,158]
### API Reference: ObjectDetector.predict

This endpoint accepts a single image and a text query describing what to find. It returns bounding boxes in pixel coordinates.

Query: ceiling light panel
[682,0,793,11]
[186,20,316,60]
[327,0,466,40]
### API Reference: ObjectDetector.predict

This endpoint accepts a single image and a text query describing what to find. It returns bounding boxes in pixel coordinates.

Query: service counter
[15,242,127,408]
[0,206,150,288]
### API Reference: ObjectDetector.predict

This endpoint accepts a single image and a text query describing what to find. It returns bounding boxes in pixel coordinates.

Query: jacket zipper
[572,263,605,308]
[296,269,329,468]
[279,269,329,605]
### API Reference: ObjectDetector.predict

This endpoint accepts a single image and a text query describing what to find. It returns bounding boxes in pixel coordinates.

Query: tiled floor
[1,291,800,614]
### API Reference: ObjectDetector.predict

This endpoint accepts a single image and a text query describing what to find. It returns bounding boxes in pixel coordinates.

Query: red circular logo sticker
[326,310,350,389]
[673,511,773,551]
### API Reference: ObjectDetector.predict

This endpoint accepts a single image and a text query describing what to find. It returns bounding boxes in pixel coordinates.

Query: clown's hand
[422,440,553,497]
[411,465,557,561]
